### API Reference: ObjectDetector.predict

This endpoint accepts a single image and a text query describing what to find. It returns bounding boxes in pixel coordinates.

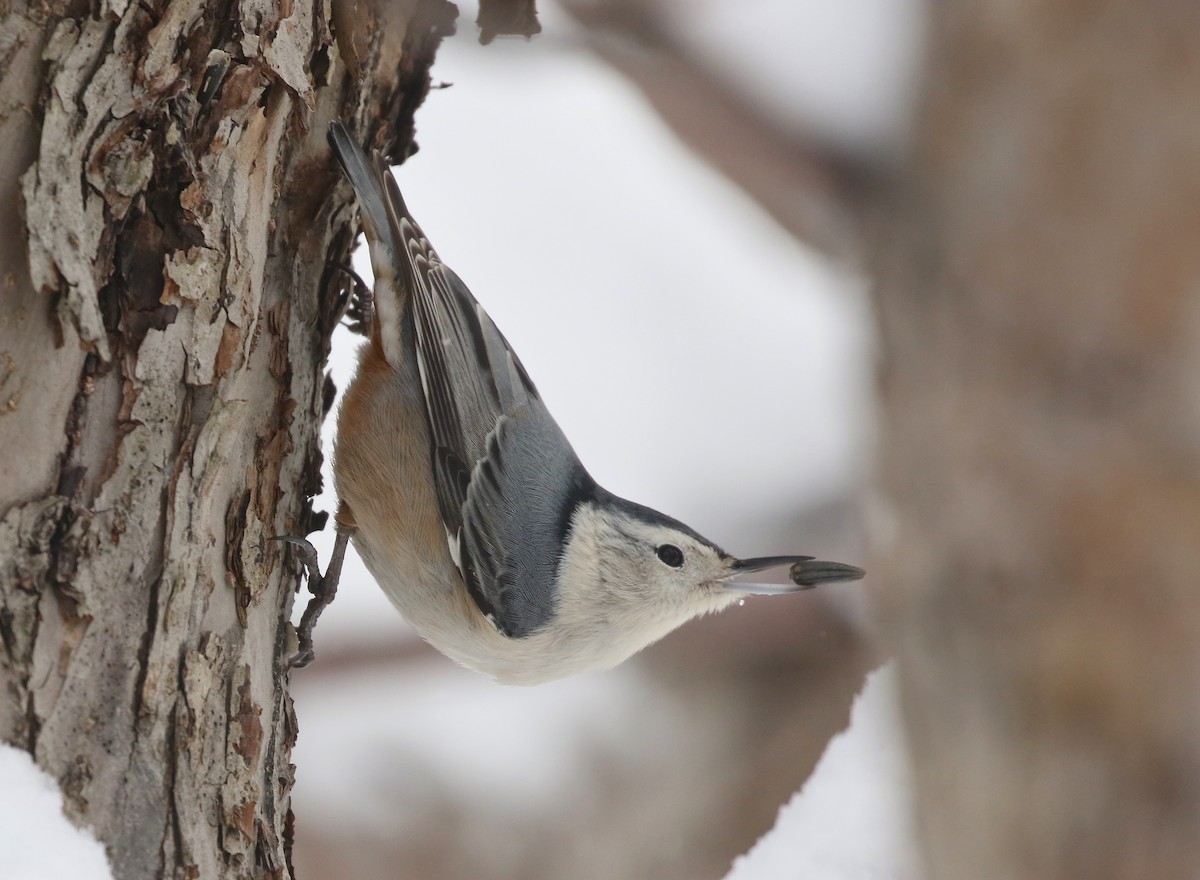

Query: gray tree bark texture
[875,5,1200,879]
[0,0,454,876]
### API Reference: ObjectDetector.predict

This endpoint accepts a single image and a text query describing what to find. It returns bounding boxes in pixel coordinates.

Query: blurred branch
[295,635,444,679]
[559,0,876,265]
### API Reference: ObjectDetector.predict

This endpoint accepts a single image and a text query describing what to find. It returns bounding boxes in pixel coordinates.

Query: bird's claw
[275,530,351,668]
[327,262,374,336]
[273,535,320,589]
[289,648,316,668]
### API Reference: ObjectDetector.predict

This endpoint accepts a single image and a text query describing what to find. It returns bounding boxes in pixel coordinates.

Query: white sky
[671,0,925,157]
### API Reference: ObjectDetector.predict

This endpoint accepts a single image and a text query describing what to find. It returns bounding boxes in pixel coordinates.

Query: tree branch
[559,0,875,265]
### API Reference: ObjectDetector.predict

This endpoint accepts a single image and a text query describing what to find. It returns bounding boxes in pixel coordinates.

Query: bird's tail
[328,122,394,259]
[327,122,418,367]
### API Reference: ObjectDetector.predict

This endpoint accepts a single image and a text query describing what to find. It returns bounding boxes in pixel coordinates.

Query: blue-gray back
[329,123,593,637]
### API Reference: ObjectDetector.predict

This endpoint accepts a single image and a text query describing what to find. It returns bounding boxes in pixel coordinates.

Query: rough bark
[0,0,455,876]
[875,5,1200,879]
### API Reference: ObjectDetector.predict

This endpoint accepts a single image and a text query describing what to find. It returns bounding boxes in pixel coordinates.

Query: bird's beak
[722,555,865,594]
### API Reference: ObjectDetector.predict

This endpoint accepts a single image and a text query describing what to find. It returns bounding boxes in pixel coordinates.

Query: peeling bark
[476,0,542,45]
[0,0,458,876]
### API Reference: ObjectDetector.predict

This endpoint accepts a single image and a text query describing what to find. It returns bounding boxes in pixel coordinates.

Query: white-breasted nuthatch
[298,123,864,684]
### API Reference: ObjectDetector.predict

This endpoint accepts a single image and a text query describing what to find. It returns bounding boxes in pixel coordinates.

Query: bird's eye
[656,544,684,568]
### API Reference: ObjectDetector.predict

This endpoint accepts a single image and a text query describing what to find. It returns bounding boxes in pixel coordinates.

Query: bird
[296,122,864,685]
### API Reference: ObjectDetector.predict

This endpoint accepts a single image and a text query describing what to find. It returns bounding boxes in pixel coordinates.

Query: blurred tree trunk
[876,4,1200,879]
[0,0,453,876]
[557,1,1200,876]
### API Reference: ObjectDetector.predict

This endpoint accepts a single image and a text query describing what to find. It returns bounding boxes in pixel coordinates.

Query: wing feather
[329,123,591,637]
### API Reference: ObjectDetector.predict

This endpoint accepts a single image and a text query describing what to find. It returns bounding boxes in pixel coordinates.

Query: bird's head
[552,491,864,654]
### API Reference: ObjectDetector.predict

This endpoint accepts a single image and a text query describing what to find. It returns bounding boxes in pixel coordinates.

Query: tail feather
[328,122,412,366]
[328,123,394,262]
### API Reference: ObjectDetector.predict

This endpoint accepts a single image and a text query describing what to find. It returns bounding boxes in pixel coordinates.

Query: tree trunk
[0,0,454,876]
[875,4,1200,879]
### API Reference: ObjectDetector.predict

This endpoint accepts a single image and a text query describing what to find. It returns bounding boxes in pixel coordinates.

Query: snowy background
[0,667,916,880]
[0,745,113,880]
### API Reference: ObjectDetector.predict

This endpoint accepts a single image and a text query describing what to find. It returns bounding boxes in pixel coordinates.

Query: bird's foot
[275,528,352,667]
[328,262,374,336]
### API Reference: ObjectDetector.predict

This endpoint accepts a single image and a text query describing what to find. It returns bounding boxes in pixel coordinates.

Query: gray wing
[329,124,592,636]
[413,263,597,638]
[414,264,595,638]
[460,405,595,637]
